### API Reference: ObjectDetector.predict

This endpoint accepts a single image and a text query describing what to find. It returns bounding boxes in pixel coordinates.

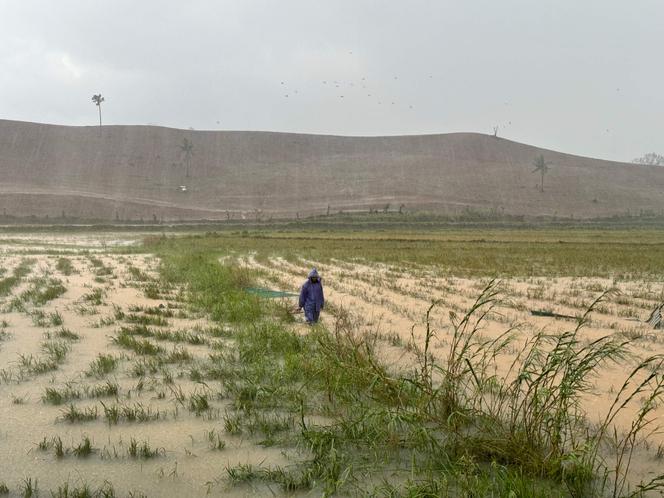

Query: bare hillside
[1,119,663,221]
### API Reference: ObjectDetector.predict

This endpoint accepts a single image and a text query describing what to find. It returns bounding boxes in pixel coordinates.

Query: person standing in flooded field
[298,268,324,324]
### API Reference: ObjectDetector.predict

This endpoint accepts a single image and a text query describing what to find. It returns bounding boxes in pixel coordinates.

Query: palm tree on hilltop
[91,94,104,134]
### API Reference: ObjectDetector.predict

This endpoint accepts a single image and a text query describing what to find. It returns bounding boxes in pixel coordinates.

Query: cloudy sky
[1,0,661,161]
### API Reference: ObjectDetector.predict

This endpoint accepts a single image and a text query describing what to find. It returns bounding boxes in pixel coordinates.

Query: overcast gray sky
[1,0,661,161]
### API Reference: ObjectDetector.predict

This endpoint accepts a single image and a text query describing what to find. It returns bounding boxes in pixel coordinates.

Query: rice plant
[86,354,119,377]
[188,391,210,415]
[20,477,38,497]
[112,330,164,356]
[43,384,81,405]
[21,277,67,305]
[127,437,164,459]
[206,429,226,450]
[55,327,80,341]
[86,380,119,398]
[83,288,105,305]
[55,257,75,276]
[100,401,161,425]
[60,404,99,423]
[72,436,95,458]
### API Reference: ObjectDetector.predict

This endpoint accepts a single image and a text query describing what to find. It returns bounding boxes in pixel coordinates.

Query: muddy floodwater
[0,232,663,496]
[0,233,293,497]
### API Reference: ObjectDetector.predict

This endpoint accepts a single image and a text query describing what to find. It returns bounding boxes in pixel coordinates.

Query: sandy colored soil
[3,119,664,221]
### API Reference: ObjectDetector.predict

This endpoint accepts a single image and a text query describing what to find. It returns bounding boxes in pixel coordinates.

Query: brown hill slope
[1,119,663,221]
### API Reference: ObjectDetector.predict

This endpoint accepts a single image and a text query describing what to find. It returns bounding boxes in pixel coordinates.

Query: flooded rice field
[0,234,291,497]
[1,232,663,496]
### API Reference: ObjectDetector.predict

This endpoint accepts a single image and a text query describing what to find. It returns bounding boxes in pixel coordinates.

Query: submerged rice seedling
[20,477,38,497]
[126,265,151,282]
[49,310,64,326]
[188,392,210,415]
[86,354,119,377]
[54,327,79,341]
[71,436,95,458]
[86,380,119,398]
[112,330,164,356]
[55,257,75,276]
[206,429,226,451]
[60,404,99,423]
[43,385,81,405]
[83,288,105,305]
[21,277,67,305]
[100,401,161,425]
[124,313,169,327]
[50,482,94,498]
[127,438,164,459]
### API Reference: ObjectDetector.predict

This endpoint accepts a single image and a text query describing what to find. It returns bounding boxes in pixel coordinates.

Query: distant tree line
[633,153,664,166]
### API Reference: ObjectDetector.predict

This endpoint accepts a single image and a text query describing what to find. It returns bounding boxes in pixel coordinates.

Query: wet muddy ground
[1,232,663,496]
[0,234,293,497]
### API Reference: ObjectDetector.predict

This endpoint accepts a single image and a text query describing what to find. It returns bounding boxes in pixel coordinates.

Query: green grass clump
[83,288,105,305]
[55,327,80,341]
[20,477,38,497]
[206,429,226,451]
[30,310,49,327]
[86,380,119,398]
[100,401,161,425]
[61,404,99,423]
[71,436,95,458]
[55,257,75,276]
[165,346,192,363]
[158,249,262,323]
[21,277,67,305]
[50,482,93,498]
[124,313,169,326]
[41,340,70,362]
[30,309,65,328]
[0,258,36,297]
[118,324,155,337]
[18,338,71,376]
[49,310,64,326]
[151,328,207,345]
[128,304,174,317]
[126,265,151,281]
[127,438,164,459]
[143,283,162,299]
[43,385,81,405]
[112,330,164,356]
[188,392,210,415]
[0,275,20,297]
[50,481,116,498]
[86,354,118,377]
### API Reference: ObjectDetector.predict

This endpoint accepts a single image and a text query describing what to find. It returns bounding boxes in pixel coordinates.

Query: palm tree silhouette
[179,138,194,178]
[91,94,104,134]
[532,155,552,192]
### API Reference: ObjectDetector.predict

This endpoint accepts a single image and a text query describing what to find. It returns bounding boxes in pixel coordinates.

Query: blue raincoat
[299,268,324,323]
